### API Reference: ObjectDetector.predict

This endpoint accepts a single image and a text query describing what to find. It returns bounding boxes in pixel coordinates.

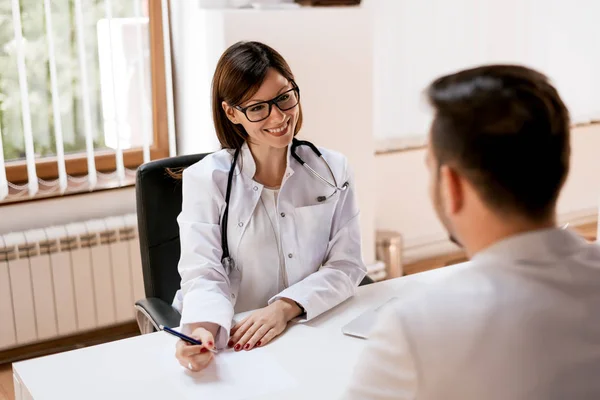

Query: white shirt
[173,141,367,348]
[235,187,287,313]
[343,228,600,400]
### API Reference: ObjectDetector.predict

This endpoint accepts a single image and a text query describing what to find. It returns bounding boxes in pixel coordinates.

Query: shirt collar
[472,227,587,265]
[238,140,295,181]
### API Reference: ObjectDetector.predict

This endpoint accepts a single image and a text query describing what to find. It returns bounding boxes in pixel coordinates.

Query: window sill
[0,173,136,206]
[375,135,427,155]
[374,121,600,156]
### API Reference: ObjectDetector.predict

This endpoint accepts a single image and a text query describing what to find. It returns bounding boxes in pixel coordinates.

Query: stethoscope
[221,138,349,272]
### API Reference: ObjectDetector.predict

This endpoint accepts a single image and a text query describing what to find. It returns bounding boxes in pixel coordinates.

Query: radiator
[0,214,144,350]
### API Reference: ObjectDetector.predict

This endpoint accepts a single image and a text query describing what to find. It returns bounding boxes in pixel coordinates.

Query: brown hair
[427,64,570,220]
[167,41,303,179]
[212,41,303,150]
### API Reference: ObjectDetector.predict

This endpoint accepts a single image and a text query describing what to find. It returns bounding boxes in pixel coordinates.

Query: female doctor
[172,41,366,372]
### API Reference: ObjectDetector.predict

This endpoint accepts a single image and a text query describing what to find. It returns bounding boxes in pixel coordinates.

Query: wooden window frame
[4,0,170,186]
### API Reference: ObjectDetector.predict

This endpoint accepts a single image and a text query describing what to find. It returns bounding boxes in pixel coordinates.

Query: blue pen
[159,325,217,352]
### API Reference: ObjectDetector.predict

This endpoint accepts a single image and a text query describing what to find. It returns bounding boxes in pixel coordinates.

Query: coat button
[288,253,293,258]
[238,222,244,227]
[280,212,286,218]
[253,186,258,191]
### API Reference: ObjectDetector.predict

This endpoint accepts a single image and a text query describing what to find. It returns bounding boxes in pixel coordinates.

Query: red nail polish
[228,340,234,347]
[244,344,250,350]
[257,341,262,347]
[200,348,208,354]
[208,341,214,347]
[234,344,241,351]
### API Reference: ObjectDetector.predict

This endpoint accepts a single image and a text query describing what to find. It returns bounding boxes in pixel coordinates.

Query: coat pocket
[294,201,337,270]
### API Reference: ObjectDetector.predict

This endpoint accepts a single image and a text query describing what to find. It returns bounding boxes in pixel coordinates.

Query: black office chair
[133,153,208,334]
[133,153,373,334]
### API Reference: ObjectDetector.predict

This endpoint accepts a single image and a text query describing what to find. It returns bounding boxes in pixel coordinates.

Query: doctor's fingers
[233,321,265,351]
[175,341,213,371]
[255,328,280,348]
[229,319,255,347]
[244,325,271,350]
[175,339,204,358]
[230,316,251,337]
[189,327,215,350]
[180,344,210,358]
[188,351,214,371]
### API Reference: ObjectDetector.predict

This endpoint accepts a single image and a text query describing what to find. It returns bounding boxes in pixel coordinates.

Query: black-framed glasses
[234,85,300,123]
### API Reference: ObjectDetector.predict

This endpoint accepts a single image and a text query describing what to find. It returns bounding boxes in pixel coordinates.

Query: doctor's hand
[175,326,216,372]
[229,298,303,351]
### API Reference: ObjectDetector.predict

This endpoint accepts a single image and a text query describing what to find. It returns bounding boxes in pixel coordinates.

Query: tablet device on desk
[341,297,398,339]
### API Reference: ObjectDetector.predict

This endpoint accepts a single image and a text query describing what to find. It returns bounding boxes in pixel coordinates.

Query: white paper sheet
[159,337,298,400]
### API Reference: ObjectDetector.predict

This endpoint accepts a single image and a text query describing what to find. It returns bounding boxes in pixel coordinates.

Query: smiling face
[211,42,303,150]
[222,68,300,150]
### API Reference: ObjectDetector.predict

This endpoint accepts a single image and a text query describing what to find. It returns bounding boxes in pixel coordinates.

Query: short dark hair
[427,65,571,220]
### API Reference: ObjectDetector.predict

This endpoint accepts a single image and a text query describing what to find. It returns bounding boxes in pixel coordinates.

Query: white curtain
[1,0,175,202]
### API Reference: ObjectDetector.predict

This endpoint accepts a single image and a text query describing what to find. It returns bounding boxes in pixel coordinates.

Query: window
[0,0,173,203]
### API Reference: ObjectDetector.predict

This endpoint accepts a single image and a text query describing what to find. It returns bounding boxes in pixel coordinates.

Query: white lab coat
[173,141,366,348]
[343,228,600,400]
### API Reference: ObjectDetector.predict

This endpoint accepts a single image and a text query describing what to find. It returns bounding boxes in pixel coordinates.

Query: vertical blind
[0,0,176,201]
[373,0,600,142]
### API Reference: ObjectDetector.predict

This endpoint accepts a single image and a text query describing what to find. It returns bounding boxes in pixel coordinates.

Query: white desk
[12,266,461,400]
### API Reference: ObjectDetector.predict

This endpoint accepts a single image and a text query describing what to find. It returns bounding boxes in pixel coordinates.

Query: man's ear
[439,164,464,215]
[222,101,239,124]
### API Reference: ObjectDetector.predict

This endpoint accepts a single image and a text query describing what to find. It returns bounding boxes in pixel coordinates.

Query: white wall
[375,124,600,262]
[0,188,136,234]
[372,0,600,141]
[170,5,376,264]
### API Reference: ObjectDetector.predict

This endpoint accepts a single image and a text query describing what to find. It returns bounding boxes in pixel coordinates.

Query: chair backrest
[136,153,209,303]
